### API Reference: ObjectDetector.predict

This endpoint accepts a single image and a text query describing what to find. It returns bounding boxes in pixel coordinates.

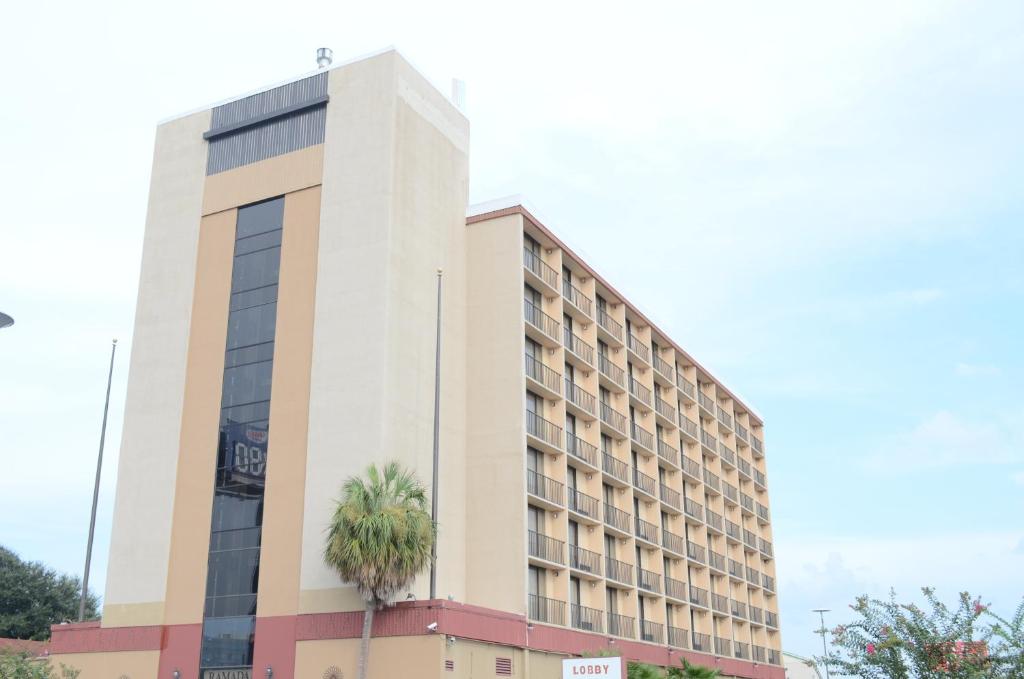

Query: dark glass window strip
[199,197,284,673]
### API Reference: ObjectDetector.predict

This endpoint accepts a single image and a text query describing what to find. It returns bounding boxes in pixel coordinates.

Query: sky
[1,0,1022,662]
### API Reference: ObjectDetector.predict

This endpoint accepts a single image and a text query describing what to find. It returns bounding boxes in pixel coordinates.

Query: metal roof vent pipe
[316,47,333,69]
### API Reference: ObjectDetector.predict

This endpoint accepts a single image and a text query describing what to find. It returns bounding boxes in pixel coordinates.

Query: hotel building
[47,49,782,679]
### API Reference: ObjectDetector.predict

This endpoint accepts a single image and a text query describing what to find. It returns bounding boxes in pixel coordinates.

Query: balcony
[598,353,626,390]
[638,568,662,594]
[751,435,764,457]
[654,395,675,423]
[735,422,748,442]
[728,559,744,580]
[528,530,565,565]
[603,502,632,535]
[686,540,706,564]
[526,411,562,451]
[606,557,634,585]
[743,529,758,552]
[700,430,717,454]
[749,606,763,625]
[563,279,593,318]
[684,498,704,523]
[667,625,690,649]
[563,327,595,367]
[706,509,723,533]
[734,641,750,660]
[677,374,696,401]
[679,414,699,442]
[525,353,561,398]
[740,492,755,514]
[571,603,603,633]
[656,438,679,467]
[766,611,778,628]
[659,483,681,510]
[746,566,761,586]
[628,376,652,406]
[692,632,711,653]
[526,469,564,507]
[737,457,752,480]
[597,308,624,343]
[768,649,781,665]
[652,353,674,382]
[760,538,774,558]
[640,619,663,643]
[711,593,729,615]
[716,405,733,430]
[566,434,599,469]
[567,488,601,523]
[607,612,635,639]
[752,645,766,663]
[630,421,654,452]
[564,379,597,418]
[600,401,628,437]
[523,247,558,291]
[524,299,560,344]
[662,529,686,556]
[627,333,650,363]
[634,468,656,498]
[568,544,602,577]
[665,576,687,602]
[763,574,775,592]
[703,469,721,493]
[753,468,766,489]
[635,516,659,544]
[681,456,701,483]
[722,482,738,505]
[714,637,731,657]
[602,453,631,486]
[528,593,565,625]
[725,519,741,542]
[689,585,708,609]
[718,442,736,468]
[697,390,715,415]
[756,503,770,524]
[731,599,747,620]
[709,550,726,573]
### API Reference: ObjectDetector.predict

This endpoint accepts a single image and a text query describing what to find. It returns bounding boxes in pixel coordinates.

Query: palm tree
[667,659,721,679]
[324,462,436,679]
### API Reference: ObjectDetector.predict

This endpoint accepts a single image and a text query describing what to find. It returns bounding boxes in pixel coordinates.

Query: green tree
[323,462,435,679]
[668,658,721,678]
[823,588,1024,678]
[0,651,79,679]
[0,546,98,640]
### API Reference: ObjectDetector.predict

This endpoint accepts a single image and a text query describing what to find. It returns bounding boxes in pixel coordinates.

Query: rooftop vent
[316,47,333,69]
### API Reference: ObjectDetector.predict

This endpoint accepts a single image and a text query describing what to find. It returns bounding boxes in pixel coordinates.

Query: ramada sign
[562,657,625,678]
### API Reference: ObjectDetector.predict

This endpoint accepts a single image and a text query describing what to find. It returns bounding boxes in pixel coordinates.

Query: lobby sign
[562,657,624,678]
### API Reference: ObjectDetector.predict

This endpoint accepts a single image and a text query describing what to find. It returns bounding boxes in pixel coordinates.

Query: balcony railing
[753,645,766,663]
[709,550,726,573]
[684,498,704,522]
[607,612,635,638]
[604,502,632,534]
[706,509,723,532]
[686,540,706,564]
[760,538,774,558]
[600,401,628,435]
[523,247,558,288]
[628,376,652,405]
[598,353,625,388]
[728,559,744,579]
[640,619,663,643]
[597,308,624,341]
[564,327,595,366]
[768,649,781,665]
[714,637,731,657]
[630,421,654,451]
[763,574,775,592]
[711,593,729,614]
[563,280,593,316]
[679,414,699,440]
[571,603,603,633]
[602,453,630,485]
[740,492,755,513]
[568,544,602,576]
[526,469,564,506]
[681,456,701,480]
[638,568,662,594]
[524,299,559,340]
[725,519,741,541]
[528,593,565,625]
[703,469,721,492]
[757,503,770,522]
[662,529,685,555]
[735,422,749,441]
[743,529,758,550]
[567,434,598,467]
[627,334,650,362]
[568,488,601,521]
[746,566,760,585]
[525,353,561,394]
[668,625,690,649]
[606,557,633,585]
[635,516,659,544]
[653,354,674,380]
[752,435,764,455]
[698,390,715,413]
[689,585,708,608]
[632,468,656,498]
[677,374,696,400]
[753,468,766,487]
[692,632,711,653]
[731,599,747,619]
[528,530,565,565]
[749,606,763,624]
[656,438,679,466]
[654,395,675,422]
[665,576,687,601]
[716,405,733,430]
[659,483,680,509]
[526,411,562,449]
[722,482,738,504]
[565,379,597,416]
[766,611,779,628]
[737,457,752,479]
[734,641,750,660]
[700,430,717,452]
[718,442,736,466]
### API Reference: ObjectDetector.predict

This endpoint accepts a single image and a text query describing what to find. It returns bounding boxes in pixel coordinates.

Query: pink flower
[867,643,876,655]
[974,603,985,615]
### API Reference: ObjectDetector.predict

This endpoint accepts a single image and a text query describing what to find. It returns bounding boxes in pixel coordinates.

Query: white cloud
[955,362,1001,378]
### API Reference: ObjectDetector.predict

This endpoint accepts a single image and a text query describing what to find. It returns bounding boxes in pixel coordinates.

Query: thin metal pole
[79,339,117,621]
[429,270,443,601]
[814,608,832,679]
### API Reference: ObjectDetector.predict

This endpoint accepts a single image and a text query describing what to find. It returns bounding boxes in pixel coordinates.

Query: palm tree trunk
[358,602,374,679]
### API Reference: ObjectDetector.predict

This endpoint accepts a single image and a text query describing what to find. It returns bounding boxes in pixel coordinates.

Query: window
[525,234,540,255]
[604,532,617,559]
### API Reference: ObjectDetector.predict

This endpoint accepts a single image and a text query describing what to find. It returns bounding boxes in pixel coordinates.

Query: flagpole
[429,269,442,601]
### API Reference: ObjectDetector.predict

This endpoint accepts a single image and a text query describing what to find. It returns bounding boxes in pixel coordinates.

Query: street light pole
[428,270,442,601]
[79,339,117,621]
[813,608,832,679]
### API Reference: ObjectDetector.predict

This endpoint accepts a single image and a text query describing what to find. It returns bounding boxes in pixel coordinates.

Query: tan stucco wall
[47,650,160,678]
[295,636,443,679]
[102,109,210,627]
